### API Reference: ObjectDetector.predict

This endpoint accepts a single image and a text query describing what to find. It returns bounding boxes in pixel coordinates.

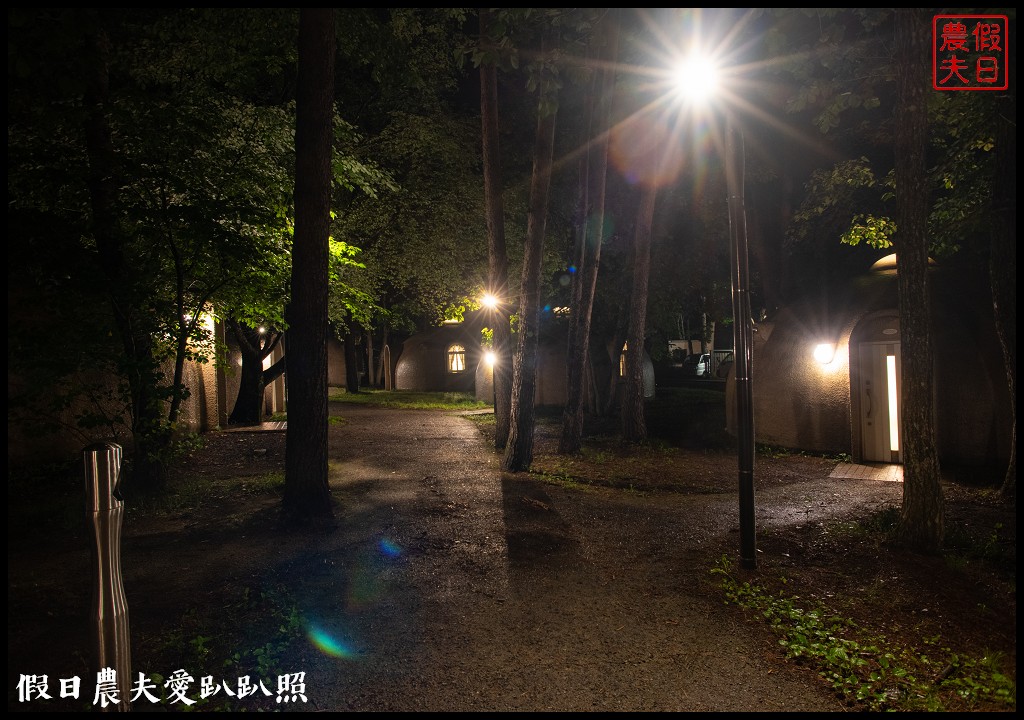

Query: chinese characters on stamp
[933,15,1009,91]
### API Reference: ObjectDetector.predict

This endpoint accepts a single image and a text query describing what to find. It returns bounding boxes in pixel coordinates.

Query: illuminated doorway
[857,341,902,463]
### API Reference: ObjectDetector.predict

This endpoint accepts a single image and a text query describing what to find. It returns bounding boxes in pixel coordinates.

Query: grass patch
[533,469,593,493]
[711,555,1016,712]
[329,388,490,411]
[141,582,304,711]
[126,472,285,521]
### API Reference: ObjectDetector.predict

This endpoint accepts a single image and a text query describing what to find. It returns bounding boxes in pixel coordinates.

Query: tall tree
[892,7,943,551]
[503,27,559,473]
[283,8,335,522]
[621,184,658,443]
[80,20,171,490]
[559,12,619,455]
[478,7,513,450]
[991,56,1016,498]
[9,8,303,489]
[227,321,286,426]
[328,9,486,346]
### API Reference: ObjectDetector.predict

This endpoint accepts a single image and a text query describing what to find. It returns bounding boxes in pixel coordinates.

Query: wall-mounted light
[813,343,836,365]
[485,351,497,367]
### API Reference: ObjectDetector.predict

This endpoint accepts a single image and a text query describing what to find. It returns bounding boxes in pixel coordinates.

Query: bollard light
[84,442,132,712]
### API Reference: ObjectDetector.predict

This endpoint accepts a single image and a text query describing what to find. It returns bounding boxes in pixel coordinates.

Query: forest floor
[7,394,1016,712]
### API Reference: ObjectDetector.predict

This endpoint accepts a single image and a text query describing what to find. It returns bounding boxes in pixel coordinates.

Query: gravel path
[286,406,888,711]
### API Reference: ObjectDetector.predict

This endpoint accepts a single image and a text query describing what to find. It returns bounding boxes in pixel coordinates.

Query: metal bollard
[84,442,132,712]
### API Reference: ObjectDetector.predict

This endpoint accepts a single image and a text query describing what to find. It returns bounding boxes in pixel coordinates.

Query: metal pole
[725,122,757,569]
[84,442,132,711]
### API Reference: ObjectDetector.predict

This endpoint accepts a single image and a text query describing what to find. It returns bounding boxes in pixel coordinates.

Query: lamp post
[725,122,757,570]
[674,51,757,569]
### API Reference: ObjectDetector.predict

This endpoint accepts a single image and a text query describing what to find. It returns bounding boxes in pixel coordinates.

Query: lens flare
[307,624,355,659]
[378,538,402,558]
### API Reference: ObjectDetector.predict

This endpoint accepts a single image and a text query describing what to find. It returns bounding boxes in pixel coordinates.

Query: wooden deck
[223,421,287,432]
[829,462,903,482]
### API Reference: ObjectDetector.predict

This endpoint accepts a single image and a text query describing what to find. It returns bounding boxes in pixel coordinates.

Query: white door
[858,341,902,463]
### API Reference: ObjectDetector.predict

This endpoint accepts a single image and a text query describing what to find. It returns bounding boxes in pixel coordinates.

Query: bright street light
[481,293,499,310]
[670,54,720,105]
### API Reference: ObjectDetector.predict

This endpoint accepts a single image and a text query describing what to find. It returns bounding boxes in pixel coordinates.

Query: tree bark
[560,13,618,455]
[991,60,1016,498]
[344,329,361,393]
[603,322,628,418]
[366,329,376,387]
[479,8,513,450]
[893,8,943,552]
[283,7,334,522]
[621,184,657,444]
[503,33,558,473]
[379,327,390,389]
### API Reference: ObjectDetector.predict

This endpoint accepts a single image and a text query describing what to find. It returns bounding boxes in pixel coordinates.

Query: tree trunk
[621,184,657,444]
[366,329,376,387]
[893,7,943,552]
[83,23,168,492]
[228,320,284,425]
[503,36,558,473]
[344,330,361,393]
[379,327,390,389]
[479,8,513,450]
[602,322,628,418]
[231,344,268,425]
[585,351,599,415]
[991,63,1016,498]
[560,13,618,455]
[283,7,334,523]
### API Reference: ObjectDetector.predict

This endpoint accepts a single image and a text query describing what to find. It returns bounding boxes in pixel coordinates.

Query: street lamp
[725,123,756,570]
[674,51,757,569]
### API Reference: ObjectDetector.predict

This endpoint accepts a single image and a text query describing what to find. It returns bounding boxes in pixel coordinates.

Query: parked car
[681,353,711,377]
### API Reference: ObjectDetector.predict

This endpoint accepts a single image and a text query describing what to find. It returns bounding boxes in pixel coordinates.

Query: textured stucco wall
[327,337,346,387]
[739,307,854,455]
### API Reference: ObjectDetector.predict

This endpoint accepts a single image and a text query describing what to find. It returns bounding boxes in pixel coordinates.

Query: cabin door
[857,341,902,463]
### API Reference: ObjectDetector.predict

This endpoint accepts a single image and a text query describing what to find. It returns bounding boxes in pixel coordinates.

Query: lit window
[619,342,628,377]
[447,344,466,373]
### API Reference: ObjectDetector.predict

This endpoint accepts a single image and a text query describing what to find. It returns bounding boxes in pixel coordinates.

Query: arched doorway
[851,312,902,464]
